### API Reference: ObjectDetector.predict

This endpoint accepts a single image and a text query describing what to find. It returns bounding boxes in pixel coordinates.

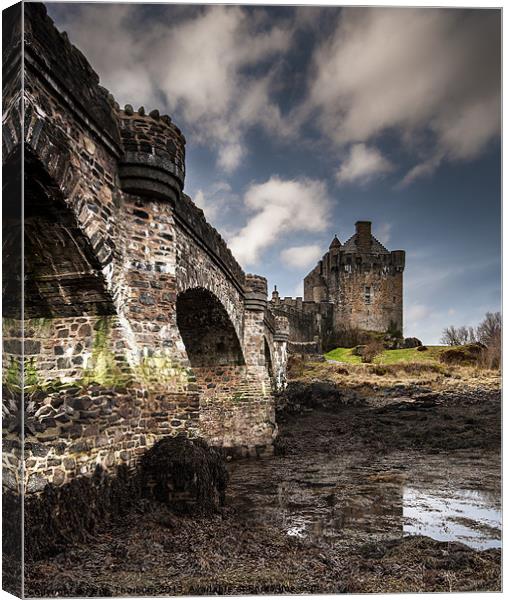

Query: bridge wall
[2,4,286,497]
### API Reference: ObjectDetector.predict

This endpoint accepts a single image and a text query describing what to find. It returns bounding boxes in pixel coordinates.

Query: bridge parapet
[175,194,245,290]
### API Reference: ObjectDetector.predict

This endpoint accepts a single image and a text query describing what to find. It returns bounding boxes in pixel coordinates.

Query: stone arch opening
[264,337,273,378]
[23,150,115,319]
[176,288,245,367]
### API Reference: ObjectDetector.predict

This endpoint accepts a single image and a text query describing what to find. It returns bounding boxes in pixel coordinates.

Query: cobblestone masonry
[2,4,288,499]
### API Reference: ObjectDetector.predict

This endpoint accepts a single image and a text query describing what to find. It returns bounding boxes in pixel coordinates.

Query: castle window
[364,286,371,304]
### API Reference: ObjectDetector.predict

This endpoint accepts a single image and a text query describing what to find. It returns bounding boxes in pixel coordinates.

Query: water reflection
[228,452,501,551]
[403,487,501,550]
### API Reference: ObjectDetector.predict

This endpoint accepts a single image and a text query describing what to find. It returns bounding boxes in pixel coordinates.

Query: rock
[404,337,423,348]
[27,474,47,493]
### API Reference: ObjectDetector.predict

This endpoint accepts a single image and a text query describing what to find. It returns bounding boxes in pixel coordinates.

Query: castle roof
[329,236,341,249]
[340,233,390,254]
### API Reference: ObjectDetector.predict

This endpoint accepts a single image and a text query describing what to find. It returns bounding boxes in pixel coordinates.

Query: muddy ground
[24,381,501,596]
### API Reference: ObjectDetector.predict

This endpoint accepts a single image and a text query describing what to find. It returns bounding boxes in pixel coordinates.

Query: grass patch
[325,346,447,365]
[324,347,362,364]
[375,346,445,364]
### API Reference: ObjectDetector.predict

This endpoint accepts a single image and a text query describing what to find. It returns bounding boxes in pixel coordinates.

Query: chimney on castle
[271,285,280,303]
[355,221,372,252]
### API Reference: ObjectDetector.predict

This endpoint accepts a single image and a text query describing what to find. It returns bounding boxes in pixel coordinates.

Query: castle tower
[117,105,186,203]
[303,221,405,336]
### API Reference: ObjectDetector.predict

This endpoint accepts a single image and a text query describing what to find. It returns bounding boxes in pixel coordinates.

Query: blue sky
[48,4,501,344]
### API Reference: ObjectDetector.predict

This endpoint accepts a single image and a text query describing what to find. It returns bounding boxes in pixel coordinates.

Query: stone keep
[2,3,289,497]
[304,221,405,334]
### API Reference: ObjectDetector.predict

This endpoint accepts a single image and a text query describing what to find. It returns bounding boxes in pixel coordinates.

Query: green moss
[26,317,53,333]
[4,356,21,389]
[135,355,191,385]
[82,317,129,387]
[2,317,21,331]
[24,357,40,389]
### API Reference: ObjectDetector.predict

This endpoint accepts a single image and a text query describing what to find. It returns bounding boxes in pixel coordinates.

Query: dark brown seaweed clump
[139,435,228,513]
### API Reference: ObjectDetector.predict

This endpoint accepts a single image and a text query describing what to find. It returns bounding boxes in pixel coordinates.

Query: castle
[271,221,405,351]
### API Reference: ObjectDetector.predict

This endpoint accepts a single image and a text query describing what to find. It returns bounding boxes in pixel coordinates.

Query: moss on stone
[136,354,191,385]
[4,356,22,390]
[82,317,129,387]
[24,357,40,389]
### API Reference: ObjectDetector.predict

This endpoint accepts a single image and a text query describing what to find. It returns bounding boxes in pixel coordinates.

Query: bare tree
[467,326,478,344]
[441,311,501,368]
[440,325,461,346]
[477,312,501,369]
[441,323,482,346]
[476,311,501,346]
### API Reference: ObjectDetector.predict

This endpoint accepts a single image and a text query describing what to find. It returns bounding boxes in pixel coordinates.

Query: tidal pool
[227,449,501,551]
[403,487,501,550]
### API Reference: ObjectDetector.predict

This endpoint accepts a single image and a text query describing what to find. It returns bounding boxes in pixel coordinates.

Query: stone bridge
[2,4,289,494]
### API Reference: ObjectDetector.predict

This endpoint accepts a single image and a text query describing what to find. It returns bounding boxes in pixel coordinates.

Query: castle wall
[333,265,403,333]
[269,295,335,353]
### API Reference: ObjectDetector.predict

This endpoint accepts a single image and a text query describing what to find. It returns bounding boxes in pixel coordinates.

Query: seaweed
[139,436,228,513]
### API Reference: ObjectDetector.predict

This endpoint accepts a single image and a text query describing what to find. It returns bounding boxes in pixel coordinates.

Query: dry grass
[289,355,500,393]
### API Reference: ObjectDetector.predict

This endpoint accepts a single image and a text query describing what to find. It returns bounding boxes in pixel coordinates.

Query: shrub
[439,343,485,366]
[287,355,306,378]
[361,339,384,363]
[478,343,501,370]
[335,366,350,375]
[416,345,428,352]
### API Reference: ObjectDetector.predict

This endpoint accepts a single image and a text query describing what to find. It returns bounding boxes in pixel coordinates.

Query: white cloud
[280,244,322,269]
[336,143,393,184]
[406,304,431,323]
[192,181,239,227]
[228,176,330,266]
[305,8,500,184]
[53,5,293,173]
[375,223,392,246]
[217,143,245,173]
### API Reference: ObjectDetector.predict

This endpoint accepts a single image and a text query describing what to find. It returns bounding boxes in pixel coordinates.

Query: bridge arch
[176,287,245,367]
[22,150,115,319]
